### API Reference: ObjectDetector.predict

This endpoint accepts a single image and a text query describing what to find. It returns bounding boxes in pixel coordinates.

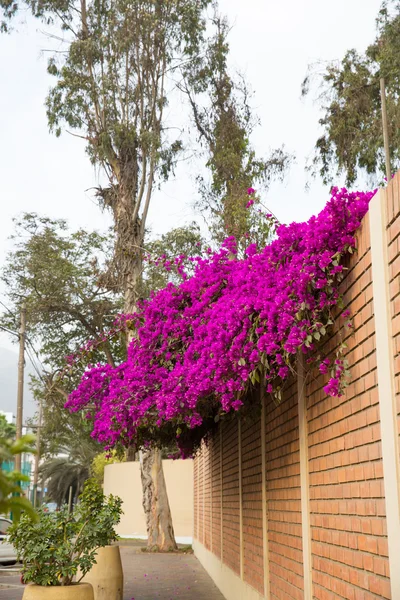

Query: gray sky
[0,0,383,412]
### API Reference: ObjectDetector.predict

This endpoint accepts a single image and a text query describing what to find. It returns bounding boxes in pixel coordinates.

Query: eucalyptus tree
[1,0,213,550]
[139,222,203,297]
[302,0,400,186]
[41,0,212,315]
[181,14,292,249]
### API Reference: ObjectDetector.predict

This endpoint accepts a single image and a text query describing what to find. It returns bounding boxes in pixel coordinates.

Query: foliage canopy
[303,0,400,186]
[182,13,292,248]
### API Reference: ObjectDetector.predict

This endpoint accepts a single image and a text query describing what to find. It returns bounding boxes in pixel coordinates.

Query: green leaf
[8,480,122,586]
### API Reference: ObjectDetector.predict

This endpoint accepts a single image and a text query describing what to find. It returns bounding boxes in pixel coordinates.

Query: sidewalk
[121,547,224,599]
[0,546,225,600]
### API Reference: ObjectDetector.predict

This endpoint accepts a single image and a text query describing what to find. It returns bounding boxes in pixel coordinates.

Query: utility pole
[33,397,43,508]
[68,486,73,513]
[15,301,26,473]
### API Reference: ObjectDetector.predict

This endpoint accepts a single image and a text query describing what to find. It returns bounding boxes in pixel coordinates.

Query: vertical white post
[210,437,213,552]
[220,423,224,563]
[261,388,271,599]
[197,453,201,545]
[203,443,206,546]
[298,352,312,599]
[369,188,400,597]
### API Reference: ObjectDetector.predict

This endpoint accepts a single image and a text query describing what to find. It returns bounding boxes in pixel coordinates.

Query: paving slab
[0,570,23,600]
[0,589,23,599]
[121,547,224,599]
[0,547,225,600]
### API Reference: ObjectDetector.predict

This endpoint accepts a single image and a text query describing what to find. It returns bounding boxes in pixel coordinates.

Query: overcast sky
[0,0,382,391]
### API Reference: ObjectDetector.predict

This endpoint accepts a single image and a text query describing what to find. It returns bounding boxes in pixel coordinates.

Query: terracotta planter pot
[78,545,123,600]
[23,583,94,600]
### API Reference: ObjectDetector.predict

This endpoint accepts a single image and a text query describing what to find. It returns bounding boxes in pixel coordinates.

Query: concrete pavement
[0,545,225,600]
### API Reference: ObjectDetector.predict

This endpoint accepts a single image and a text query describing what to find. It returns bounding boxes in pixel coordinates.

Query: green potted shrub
[9,480,122,600]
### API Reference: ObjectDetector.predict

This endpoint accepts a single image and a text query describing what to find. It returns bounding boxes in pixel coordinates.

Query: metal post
[380,77,392,183]
[68,486,73,513]
[15,302,26,473]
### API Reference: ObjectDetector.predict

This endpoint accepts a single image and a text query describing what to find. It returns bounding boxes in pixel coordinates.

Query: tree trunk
[123,242,177,552]
[140,447,177,551]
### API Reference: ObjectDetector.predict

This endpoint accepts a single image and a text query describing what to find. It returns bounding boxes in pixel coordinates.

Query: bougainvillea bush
[66,187,375,455]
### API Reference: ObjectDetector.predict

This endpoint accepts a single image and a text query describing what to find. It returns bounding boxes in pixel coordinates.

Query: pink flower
[66,185,376,456]
[247,187,255,195]
[319,360,329,375]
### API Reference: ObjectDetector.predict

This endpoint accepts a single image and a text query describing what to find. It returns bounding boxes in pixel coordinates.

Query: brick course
[211,430,222,558]
[241,415,264,594]
[266,379,303,600]
[222,419,240,576]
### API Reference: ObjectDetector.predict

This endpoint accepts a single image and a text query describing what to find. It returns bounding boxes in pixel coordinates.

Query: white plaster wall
[104,459,193,543]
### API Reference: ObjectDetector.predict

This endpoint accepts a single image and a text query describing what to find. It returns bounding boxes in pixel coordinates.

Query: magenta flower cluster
[66,187,375,452]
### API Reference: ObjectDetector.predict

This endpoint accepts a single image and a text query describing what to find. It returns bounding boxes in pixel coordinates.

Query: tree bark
[140,447,177,551]
[78,1,178,555]
[123,241,177,552]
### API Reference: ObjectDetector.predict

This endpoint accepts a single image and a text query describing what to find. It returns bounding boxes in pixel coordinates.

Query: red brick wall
[193,187,399,599]
[266,378,303,600]
[308,213,390,600]
[222,419,240,575]
[198,447,204,544]
[203,442,212,551]
[211,430,222,558]
[241,415,264,594]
